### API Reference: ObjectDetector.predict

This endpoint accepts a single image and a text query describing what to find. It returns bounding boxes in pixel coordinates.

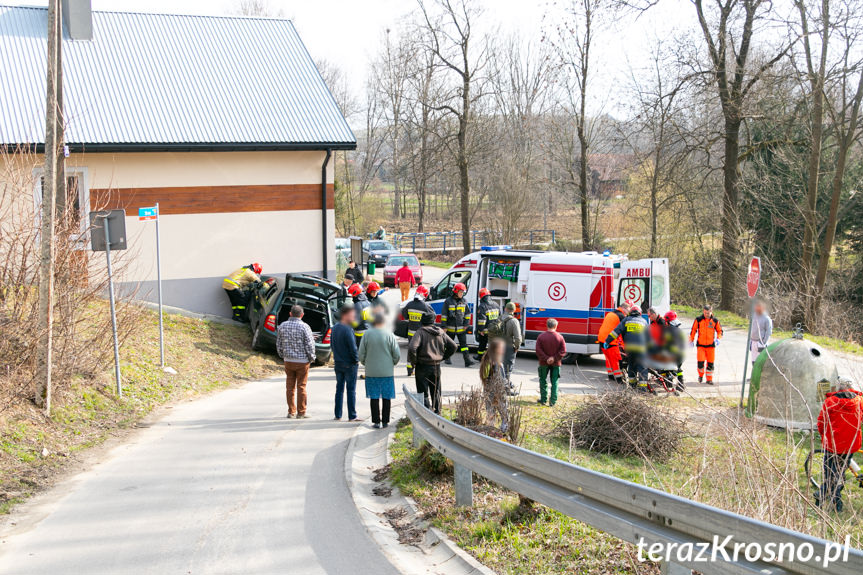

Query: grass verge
[0,306,282,513]
[420,259,454,269]
[389,396,861,574]
[673,304,863,356]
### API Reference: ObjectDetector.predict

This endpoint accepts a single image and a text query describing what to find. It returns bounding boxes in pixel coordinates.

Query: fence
[402,386,863,575]
[389,229,556,253]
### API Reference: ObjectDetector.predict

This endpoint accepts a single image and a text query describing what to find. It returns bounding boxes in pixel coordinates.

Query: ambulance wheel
[561,353,577,365]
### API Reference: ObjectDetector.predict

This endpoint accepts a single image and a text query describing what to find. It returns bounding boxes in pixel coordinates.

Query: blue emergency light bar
[480,245,513,251]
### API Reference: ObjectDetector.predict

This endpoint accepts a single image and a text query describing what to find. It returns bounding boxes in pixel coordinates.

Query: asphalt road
[2,264,858,575]
[0,379,401,575]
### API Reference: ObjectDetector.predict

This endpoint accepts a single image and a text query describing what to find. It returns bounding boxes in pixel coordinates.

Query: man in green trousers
[535,318,566,406]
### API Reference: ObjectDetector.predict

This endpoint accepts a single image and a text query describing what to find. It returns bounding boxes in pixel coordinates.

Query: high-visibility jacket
[442,296,470,333]
[597,308,627,347]
[222,267,260,291]
[606,314,649,353]
[475,296,500,334]
[403,298,434,337]
[352,294,373,338]
[690,314,723,347]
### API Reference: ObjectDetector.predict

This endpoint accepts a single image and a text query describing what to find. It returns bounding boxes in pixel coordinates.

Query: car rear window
[387,256,418,267]
[286,275,340,301]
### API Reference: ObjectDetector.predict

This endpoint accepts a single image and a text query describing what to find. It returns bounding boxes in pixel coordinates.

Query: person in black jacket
[408,312,457,413]
[605,307,649,391]
[403,285,434,376]
[442,282,474,367]
[662,310,687,390]
[474,288,500,361]
[345,260,364,285]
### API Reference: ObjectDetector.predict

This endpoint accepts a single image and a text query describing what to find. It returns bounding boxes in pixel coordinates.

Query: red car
[383,254,423,287]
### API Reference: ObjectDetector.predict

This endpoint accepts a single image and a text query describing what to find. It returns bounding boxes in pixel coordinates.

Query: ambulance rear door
[616,258,670,315]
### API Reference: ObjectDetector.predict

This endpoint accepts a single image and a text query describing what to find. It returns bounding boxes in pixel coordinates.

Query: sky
[5,0,697,118]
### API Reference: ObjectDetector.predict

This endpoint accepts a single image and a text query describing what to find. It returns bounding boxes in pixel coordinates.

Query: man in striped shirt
[276,305,316,419]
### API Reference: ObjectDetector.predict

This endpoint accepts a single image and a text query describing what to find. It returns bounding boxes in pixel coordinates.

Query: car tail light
[322,328,332,344]
[264,314,277,332]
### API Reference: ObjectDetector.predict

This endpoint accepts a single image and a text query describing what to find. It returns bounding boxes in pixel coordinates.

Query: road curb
[344,404,495,575]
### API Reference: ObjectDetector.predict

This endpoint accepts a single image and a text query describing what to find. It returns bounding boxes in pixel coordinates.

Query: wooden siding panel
[90,184,335,214]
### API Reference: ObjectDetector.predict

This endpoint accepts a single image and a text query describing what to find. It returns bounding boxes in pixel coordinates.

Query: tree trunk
[719,118,742,311]
[577,130,590,250]
[459,72,471,254]
[813,72,863,316]
[649,148,661,258]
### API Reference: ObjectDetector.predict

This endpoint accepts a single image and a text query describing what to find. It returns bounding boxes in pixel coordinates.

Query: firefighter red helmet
[479,287,491,298]
[415,285,430,298]
[347,283,363,297]
[367,281,381,294]
[251,263,262,274]
[630,306,642,316]
[453,282,467,294]
[664,310,678,322]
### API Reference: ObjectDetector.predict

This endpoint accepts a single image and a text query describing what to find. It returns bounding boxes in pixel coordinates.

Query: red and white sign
[548,282,566,301]
[746,256,761,298]
[622,283,642,303]
[624,267,651,278]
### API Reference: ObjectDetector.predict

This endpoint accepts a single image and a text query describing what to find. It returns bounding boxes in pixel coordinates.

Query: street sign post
[90,210,126,397]
[739,256,761,407]
[139,205,165,368]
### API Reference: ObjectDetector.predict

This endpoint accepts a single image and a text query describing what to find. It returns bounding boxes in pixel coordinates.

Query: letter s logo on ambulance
[625,268,651,278]
[548,282,566,302]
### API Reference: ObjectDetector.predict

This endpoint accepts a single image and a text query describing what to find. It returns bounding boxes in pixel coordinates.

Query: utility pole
[36,0,65,413]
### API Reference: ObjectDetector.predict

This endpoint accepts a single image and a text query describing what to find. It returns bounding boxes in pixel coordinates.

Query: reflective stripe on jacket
[690,315,723,347]
[222,267,260,290]
[597,308,626,345]
[442,296,469,332]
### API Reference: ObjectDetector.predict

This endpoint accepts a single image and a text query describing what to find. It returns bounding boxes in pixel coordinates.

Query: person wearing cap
[500,302,522,392]
[222,263,262,322]
[403,285,434,376]
[345,259,365,285]
[816,379,863,512]
[331,304,362,422]
[475,287,500,361]
[605,306,649,390]
[408,312,457,413]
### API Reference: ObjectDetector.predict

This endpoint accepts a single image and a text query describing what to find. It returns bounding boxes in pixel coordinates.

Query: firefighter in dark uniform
[403,285,434,376]
[604,306,649,391]
[348,283,372,347]
[222,263,262,322]
[474,287,500,361]
[442,282,475,367]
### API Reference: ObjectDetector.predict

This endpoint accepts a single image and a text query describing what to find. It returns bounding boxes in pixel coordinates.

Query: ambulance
[401,248,670,356]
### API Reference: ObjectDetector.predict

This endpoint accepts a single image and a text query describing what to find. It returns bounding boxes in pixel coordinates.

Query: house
[589,154,634,199]
[0,2,356,316]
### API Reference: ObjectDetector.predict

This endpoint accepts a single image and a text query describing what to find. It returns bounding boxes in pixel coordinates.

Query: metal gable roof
[0,6,356,150]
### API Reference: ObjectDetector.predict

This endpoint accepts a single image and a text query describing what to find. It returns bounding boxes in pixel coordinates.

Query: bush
[552,392,685,460]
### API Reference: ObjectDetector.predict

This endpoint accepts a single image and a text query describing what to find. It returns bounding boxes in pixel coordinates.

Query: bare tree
[547,0,607,251]
[417,0,489,253]
[232,0,284,17]
[813,3,863,318]
[691,0,790,310]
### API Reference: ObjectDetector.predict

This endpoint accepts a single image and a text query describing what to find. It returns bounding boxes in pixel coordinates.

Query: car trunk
[278,297,329,343]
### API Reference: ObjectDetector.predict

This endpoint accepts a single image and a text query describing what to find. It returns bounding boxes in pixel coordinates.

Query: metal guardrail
[390,229,556,253]
[402,386,863,575]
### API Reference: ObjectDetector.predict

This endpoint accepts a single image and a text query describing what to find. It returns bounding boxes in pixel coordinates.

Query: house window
[34,168,89,244]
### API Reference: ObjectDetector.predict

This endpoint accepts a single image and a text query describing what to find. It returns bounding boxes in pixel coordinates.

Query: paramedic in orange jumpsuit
[597,301,631,383]
[689,304,723,384]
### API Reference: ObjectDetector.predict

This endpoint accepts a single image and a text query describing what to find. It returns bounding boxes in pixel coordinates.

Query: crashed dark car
[248,273,345,365]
